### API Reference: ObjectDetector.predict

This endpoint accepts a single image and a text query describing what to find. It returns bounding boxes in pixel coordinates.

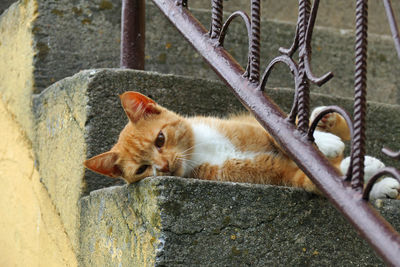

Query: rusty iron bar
[349,0,368,192]
[151,0,400,264]
[210,0,223,38]
[295,0,312,133]
[120,0,145,69]
[249,0,261,83]
[383,0,400,59]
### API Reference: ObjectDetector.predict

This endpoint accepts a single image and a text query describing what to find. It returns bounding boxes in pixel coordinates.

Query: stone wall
[0,99,77,266]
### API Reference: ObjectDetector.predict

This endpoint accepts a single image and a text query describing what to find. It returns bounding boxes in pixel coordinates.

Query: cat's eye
[136,165,149,175]
[155,131,165,148]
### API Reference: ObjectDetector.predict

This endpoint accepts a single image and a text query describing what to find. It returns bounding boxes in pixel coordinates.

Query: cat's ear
[84,151,122,178]
[119,91,161,122]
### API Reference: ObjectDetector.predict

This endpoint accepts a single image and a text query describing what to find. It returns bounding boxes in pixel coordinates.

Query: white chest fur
[183,122,258,175]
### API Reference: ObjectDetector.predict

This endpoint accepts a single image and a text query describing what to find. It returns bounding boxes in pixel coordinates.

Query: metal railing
[120,0,400,264]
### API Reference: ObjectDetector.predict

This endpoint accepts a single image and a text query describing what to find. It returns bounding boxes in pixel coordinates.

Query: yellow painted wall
[0,100,78,267]
[0,0,37,139]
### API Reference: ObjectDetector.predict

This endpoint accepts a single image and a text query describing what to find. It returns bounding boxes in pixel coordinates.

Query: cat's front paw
[340,156,400,200]
[369,178,400,200]
[340,156,386,183]
[313,131,344,158]
[311,106,337,131]
[310,106,351,141]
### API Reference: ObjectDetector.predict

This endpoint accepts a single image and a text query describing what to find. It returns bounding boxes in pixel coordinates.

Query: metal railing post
[120,0,145,69]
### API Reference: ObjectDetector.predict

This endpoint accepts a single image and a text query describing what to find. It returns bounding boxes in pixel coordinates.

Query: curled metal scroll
[363,148,400,200]
[217,11,252,77]
[210,0,261,81]
[383,0,400,59]
[259,55,299,90]
[259,55,300,123]
[260,0,334,127]
[382,147,400,160]
[303,0,333,86]
[307,105,354,141]
[279,23,299,57]
[218,11,252,47]
[307,106,355,180]
[363,167,400,200]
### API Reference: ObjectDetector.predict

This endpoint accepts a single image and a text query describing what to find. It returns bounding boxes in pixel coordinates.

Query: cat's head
[84,91,194,183]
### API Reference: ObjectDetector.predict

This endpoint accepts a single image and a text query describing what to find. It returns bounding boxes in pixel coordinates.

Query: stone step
[1,0,400,116]
[191,0,400,36]
[33,68,400,254]
[147,3,400,104]
[0,0,14,15]
[80,176,400,266]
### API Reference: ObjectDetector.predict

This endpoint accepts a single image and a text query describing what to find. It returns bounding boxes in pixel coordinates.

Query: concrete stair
[1,0,399,104]
[0,0,14,15]
[35,68,400,265]
[1,0,400,265]
[191,0,400,36]
[81,176,400,266]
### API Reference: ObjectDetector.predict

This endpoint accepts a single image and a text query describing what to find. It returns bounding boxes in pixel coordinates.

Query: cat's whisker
[179,151,209,157]
[177,155,200,166]
[179,160,197,170]
[177,156,200,178]
[152,166,157,176]
[179,141,213,155]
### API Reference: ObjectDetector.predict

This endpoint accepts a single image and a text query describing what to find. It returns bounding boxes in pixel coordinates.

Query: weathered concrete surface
[79,181,163,266]
[0,100,78,266]
[32,0,122,92]
[0,0,15,15]
[0,0,37,139]
[1,1,399,107]
[80,177,400,266]
[191,0,400,36]
[33,72,91,252]
[33,68,400,256]
[146,4,400,104]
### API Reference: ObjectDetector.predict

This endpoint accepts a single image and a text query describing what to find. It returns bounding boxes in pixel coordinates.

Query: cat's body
[84,92,399,200]
[180,115,344,193]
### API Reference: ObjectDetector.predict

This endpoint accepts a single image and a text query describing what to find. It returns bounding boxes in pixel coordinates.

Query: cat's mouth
[163,169,178,176]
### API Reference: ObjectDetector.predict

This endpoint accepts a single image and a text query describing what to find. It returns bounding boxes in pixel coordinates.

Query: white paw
[339,156,350,175]
[310,106,337,130]
[369,178,400,200]
[363,156,386,182]
[340,156,386,183]
[313,131,344,158]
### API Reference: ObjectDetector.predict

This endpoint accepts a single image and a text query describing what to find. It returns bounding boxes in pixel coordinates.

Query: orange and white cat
[84,91,399,200]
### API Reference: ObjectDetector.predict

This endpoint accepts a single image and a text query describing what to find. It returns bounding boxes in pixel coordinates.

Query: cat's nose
[160,164,170,173]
